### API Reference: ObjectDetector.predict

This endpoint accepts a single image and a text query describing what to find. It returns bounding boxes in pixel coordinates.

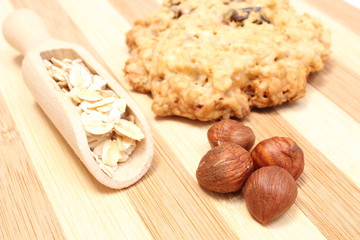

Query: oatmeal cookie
[124,0,331,121]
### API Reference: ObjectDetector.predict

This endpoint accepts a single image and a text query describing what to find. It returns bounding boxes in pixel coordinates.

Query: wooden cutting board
[0,0,359,239]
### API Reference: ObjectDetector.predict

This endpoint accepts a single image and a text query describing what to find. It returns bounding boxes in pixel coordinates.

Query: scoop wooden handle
[2,9,52,54]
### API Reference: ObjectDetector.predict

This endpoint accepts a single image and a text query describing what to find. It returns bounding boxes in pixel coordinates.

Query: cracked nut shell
[196,142,254,193]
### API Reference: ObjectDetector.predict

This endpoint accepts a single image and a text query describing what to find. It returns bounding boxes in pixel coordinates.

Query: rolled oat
[44,58,144,177]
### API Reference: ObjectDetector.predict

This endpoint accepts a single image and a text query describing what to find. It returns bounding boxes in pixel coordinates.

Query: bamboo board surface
[0,0,359,239]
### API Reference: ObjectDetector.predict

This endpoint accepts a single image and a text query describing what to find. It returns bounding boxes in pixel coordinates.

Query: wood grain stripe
[308,59,360,122]
[290,0,360,123]
[0,94,66,240]
[127,134,240,239]
[9,0,112,79]
[248,110,360,240]
[108,0,159,25]
[276,85,360,186]
[303,0,360,35]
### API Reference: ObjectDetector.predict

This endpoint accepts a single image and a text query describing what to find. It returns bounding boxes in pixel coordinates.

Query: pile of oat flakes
[44,57,144,177]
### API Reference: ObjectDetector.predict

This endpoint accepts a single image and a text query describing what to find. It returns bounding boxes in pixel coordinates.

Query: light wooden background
[0,0,359,239]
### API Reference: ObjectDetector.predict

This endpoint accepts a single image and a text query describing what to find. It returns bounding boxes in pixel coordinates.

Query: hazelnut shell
[207,119,255,151]
[243,166,298,224]
[196,142,254,193]
[251,137,304,179]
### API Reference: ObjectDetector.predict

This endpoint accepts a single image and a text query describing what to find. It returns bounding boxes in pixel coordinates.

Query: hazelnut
[207,119,255,151]
[196,142,254,193]
[243,166,298,224]
[251,137,304,180]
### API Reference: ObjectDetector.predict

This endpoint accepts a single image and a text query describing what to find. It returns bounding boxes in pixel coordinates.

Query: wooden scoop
[2,9,154,189]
